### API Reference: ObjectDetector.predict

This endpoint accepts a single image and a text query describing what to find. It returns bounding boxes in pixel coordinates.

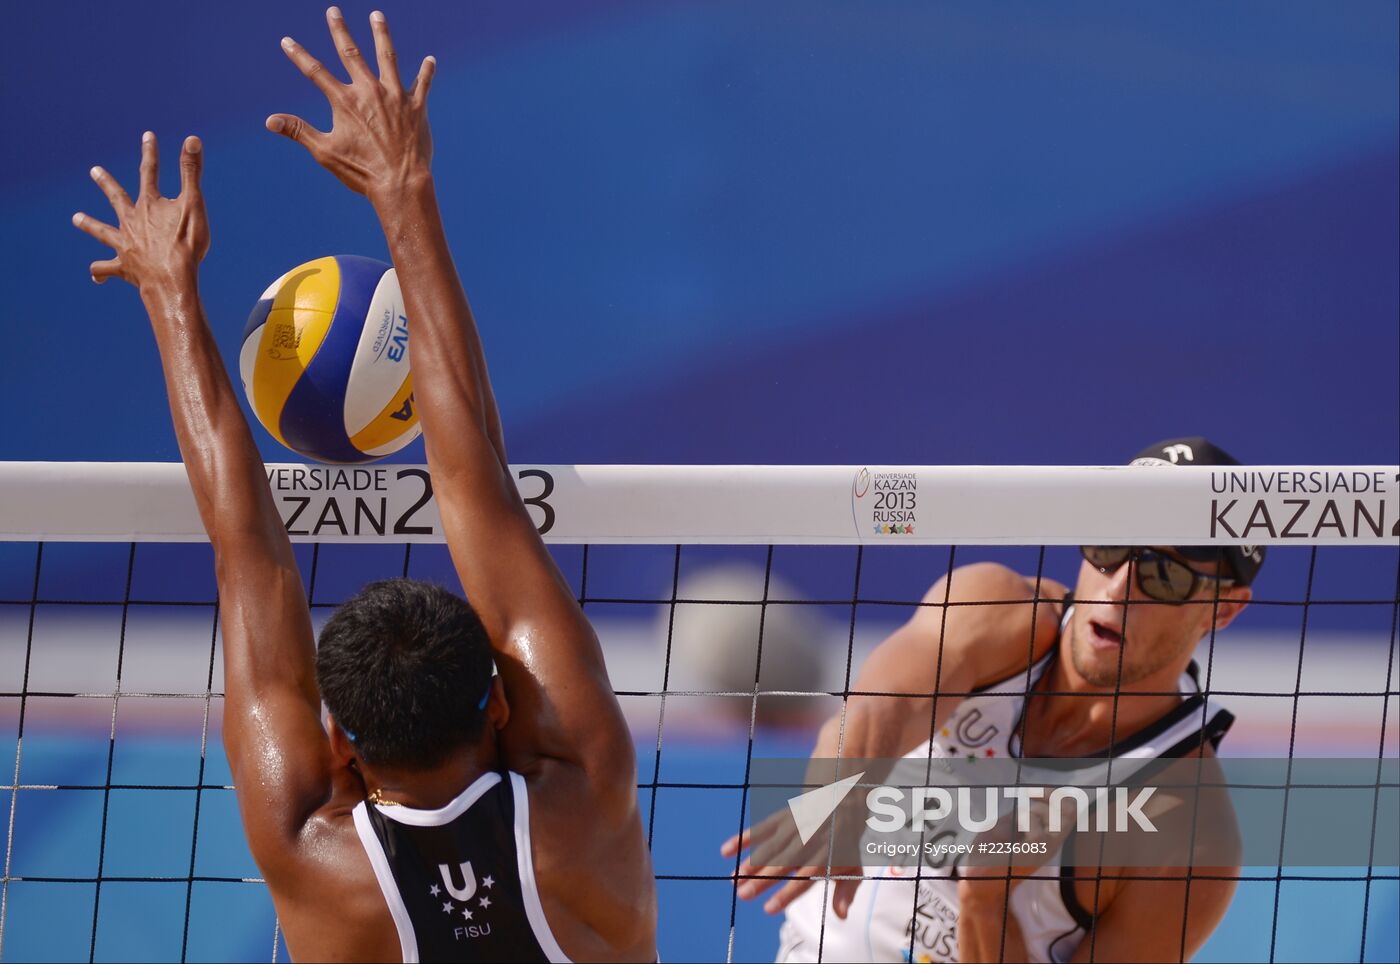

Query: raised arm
[266,9,630,798]
[72,135,333,872]
[724,562,1064,916]
[838,562,1064,759]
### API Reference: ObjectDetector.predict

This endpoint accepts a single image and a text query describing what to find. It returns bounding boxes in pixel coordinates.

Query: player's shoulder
[920,560,1069,609]
[912,562,1067,686]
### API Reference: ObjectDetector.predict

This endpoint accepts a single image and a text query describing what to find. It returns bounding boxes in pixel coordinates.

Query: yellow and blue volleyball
[239,256,421,463]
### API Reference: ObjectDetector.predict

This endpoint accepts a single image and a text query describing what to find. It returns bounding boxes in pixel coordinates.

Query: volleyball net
[0,462,1396,962]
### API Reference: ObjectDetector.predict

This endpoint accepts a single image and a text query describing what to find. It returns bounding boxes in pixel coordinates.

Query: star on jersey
[429,884,442,898]
[479,896,492,910]
[482,875,494,889]
[441,901,454,914]
[462,907,474,921]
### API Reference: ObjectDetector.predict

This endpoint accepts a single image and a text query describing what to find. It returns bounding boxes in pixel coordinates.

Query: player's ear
[327,714,357,762]
[1209,586,1252,634]
[483,675,509,732]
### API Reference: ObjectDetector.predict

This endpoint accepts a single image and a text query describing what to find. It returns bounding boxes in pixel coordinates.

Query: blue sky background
[3,0,1396,466]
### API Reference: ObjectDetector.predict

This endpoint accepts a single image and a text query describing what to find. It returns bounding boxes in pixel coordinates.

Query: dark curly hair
[316,578,495,769]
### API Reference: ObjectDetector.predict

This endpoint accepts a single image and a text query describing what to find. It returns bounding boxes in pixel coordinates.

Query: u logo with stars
[427,862,497,937]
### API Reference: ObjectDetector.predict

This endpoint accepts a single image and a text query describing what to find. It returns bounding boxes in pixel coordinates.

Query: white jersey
[778,609,1233,963]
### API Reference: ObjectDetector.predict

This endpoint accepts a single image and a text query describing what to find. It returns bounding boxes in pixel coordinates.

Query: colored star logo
[441,900,454,914]
[873,524,882,534]
[984,748,995,757]
[429,884,441,898]
[479,896,492,909]
[482,875,495,889]
[906,525,914,535]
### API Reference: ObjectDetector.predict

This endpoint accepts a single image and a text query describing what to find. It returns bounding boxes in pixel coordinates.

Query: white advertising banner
[0,462,1395,546]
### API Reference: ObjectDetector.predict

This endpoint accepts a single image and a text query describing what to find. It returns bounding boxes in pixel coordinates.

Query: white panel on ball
[343,268,409,437]
[238,323,265,401]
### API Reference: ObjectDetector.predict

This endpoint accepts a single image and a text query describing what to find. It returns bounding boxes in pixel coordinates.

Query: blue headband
[480,661,498,710]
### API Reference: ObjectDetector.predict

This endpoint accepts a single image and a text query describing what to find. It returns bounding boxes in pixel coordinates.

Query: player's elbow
[210,518,298,582]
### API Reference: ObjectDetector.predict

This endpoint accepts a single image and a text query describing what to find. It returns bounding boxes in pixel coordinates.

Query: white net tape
[1,462,1395,546]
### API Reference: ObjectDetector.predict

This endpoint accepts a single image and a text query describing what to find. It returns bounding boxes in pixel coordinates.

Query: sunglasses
[1079,546,1235,604]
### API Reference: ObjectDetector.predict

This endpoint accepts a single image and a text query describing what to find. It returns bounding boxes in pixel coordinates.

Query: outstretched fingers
[89,165,132,214]
[265,113,328,154]
[720,826,752,858]
[139,131,159,198]
[325,6,374,83]
[71,212,120,248]
[179,135,203,200]
[280,36,341,100]
[762,871,825,915]
[829,877,863,919]
[761,867,865,917]
[410,54,436,106]
[735,857,793,901]
[74,131,210,286]
[88,258,124,285]
[367,10,399,88]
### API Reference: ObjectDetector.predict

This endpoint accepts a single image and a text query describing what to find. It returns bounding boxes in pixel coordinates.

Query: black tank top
[352,770,569,963]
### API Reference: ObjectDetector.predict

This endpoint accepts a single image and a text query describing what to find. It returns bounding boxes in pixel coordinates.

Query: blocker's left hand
[72,132,209,289]
[267,6,435,205]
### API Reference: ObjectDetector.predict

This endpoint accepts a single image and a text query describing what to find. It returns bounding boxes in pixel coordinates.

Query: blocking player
[71,8,656,961]
[723,438,1258,962]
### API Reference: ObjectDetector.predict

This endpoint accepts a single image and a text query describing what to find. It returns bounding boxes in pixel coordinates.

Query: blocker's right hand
[267,7,435,205]
[72,132,208,290]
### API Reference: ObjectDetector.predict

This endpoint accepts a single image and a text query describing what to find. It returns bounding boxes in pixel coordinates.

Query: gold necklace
[367,787,400,807]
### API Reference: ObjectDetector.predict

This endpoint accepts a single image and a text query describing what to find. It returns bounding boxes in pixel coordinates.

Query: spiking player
[724,439,1259,962]
[72,8,655,961]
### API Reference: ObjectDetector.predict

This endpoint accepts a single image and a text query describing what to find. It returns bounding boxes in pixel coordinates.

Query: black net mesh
[0,539,1396,962]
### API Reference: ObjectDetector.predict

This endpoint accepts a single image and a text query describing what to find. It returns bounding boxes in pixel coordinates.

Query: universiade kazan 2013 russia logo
[852,467,919,536]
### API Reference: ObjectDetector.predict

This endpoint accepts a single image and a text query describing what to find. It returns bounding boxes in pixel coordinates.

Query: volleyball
[239,255,421,463]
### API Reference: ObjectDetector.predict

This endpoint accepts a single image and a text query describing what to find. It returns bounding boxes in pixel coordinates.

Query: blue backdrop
[2,2,1397,962]
[3,1,1396,466]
